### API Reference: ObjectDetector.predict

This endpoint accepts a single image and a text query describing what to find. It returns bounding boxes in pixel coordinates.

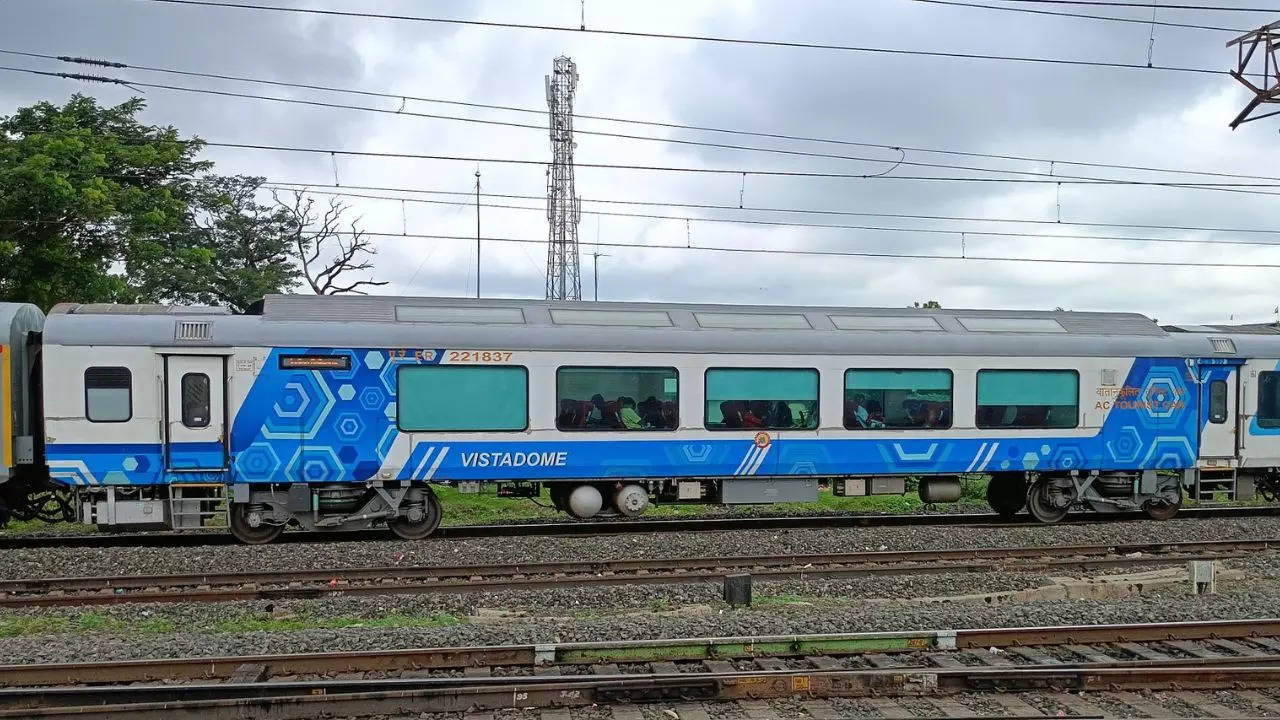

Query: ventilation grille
[175,320,212,341]
[1209,337,1237,354]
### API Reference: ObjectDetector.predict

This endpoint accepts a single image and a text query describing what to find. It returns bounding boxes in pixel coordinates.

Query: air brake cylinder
[918,477,963,504]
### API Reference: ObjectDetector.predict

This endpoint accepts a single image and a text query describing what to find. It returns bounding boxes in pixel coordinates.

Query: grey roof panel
[38,294,1280,358]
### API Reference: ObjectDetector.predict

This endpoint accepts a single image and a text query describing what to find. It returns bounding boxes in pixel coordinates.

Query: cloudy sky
[2,0,1280,323]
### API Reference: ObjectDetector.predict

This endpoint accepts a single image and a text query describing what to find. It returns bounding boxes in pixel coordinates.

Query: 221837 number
[448,351,513,363]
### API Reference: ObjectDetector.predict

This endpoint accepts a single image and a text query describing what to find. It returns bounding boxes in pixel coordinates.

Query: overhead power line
[263,180,1280,237]
[272,228,1280,272]
[7,49,1276,182]
[131,0,1228,75]
[10,118,1280,196]
[992,1,1280,12]
[267,184,1280,250]
[908,0,1243,31]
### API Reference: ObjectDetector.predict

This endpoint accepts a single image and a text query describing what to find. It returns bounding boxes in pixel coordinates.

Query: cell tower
[545,56,582,301]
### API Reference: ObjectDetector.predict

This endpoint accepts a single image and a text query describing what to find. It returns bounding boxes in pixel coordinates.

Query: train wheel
[1144,483,1182,521]
[229,504,284,544]
[1026,477,1071,523]
[985,474,1026,518]
[389,486,442,540]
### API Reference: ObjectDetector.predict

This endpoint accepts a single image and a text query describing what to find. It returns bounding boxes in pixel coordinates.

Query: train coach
[0,294,1274,543]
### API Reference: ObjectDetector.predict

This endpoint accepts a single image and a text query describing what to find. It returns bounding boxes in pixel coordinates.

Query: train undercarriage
[1,467,1240,541]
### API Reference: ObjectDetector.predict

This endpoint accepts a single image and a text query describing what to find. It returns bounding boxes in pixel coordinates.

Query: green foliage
[0,95,301,310]
[130,175,302,311]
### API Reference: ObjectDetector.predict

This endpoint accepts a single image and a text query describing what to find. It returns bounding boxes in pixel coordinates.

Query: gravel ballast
[3,515,1278,580]
[3,552,1280,665]
[5,573,1280,665]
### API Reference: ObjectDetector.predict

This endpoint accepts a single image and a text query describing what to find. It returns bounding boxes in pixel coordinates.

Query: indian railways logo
[754,432,771,449]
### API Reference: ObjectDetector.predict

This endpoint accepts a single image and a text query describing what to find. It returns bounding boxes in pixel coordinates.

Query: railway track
[1,504,1275,549]
[6,618,1280,718]
[0,537,1270,607]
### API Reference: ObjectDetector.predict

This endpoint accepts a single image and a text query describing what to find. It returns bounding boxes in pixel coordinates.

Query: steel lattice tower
[545,56,582,301]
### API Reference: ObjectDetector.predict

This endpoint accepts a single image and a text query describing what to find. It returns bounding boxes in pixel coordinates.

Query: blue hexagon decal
[263,371,336,440]
[353,460,380,481]
[338,445,359,464]
[235,442,282,480]
[338,384,357,402]
[133,455,151,473]
[360,386,386,411]
[1105,425,1144,464]
[364,350,385,371]
[326,350,360,381]
[335,411,367,440]
[1050,445,1086,470]
[286,447,345,483]
[1141,436,1194,469]
[1131,368,1191,429]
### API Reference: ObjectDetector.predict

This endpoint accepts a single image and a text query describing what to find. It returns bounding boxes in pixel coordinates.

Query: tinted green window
[976,369,1078,429]
[556,367,678,431]
[705,368,818,430]
[1259,372,1280,428]
[397,365,527,431]
[844,369,952,430]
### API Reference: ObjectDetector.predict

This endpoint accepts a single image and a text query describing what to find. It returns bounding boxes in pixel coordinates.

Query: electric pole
[591,249,609,302]
[545,56,582,301]
[1228,20,1280,128]
[474,168,481,299]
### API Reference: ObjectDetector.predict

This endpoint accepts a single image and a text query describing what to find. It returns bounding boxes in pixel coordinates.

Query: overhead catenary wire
[989,1,1280,12]
[281,228,1280,271]
[261,180,1280,237]
[4,66,1241,186]
[907,0,1244,31]
[12,115,1280,194]
[6,49,1276,182]
[129,0,1231,76]
[262,184,1280,250]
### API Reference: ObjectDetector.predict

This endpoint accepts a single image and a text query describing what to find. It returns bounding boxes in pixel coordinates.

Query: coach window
[181,373,211,428]
[397,365,528,431]
[705,368,819,430]
[85,367,132,423]
[976,369,1079,429]
[1209,380,1228,424]
[845,369,953,430]
[1258,372,1280,428]
[556,367,678,430]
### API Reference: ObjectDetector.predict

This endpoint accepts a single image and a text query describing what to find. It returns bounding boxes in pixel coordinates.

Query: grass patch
[436,482,978,527]
[752,594,813,607]
[213,612,465,634]
[0,611,465,637]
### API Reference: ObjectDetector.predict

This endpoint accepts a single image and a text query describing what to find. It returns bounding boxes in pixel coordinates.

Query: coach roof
[41,294,1274,358]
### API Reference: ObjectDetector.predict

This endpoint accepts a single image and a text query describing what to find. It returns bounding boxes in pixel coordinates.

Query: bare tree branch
[272,189,388,296]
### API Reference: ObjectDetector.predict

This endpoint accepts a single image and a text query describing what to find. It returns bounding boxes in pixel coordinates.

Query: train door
[163,355,228,471]
[1240,358,1280,467]
[1198,362,1240,461]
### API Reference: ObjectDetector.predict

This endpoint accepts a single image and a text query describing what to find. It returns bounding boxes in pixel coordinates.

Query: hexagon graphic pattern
[1106,426,1144,464]
[230,348,443,484]
[286,447,345,483]
[1050,446,1086,470]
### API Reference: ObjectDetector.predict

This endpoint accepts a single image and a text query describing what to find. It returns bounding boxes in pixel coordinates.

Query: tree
[912,300,942,309]
[274,190,388,295]
[0,95,209,309]
[129,176,302,312]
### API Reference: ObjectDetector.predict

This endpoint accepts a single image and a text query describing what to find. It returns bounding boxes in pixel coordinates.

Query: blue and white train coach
[0,294,1273,543]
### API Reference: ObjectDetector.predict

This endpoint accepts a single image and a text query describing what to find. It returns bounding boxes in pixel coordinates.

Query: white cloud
[2,0,1278,324]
